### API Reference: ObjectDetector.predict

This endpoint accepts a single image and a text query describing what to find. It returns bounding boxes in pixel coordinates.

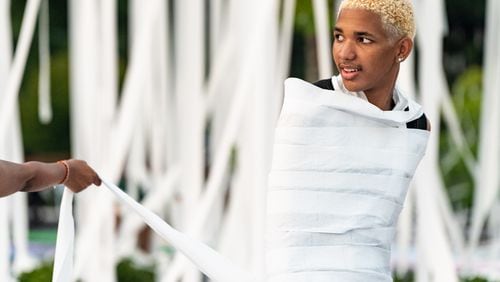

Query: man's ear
[396,37,413,62]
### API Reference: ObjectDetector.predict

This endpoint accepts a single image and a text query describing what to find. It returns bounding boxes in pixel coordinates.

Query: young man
[266,1,429,281]
[315,0,429,130]
[0,159,101,198]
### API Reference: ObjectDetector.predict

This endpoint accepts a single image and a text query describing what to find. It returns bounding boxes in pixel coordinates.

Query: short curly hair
[339,0,416,40]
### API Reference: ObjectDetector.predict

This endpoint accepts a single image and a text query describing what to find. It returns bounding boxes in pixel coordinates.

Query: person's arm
[0,159,101,198]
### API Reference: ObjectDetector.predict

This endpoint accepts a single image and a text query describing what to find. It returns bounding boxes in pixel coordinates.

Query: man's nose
[337,41,356,60]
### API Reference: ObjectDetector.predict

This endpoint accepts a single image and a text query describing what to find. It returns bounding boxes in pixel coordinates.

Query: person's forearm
[0,160,65,197]
[1,159,100,197]
[20,161,66,193]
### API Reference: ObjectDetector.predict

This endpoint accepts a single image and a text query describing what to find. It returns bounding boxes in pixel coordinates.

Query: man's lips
[339,63,362,80]
[339,63,362,72]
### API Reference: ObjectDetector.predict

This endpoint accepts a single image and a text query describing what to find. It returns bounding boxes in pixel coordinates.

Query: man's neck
[364,78,398,110]
[333,75,398,110]
[365,89,395,110]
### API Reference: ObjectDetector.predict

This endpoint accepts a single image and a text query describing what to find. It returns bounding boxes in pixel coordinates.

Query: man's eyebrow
[334,28,376,37]
[334,27,377,38]
[354,31,375,37]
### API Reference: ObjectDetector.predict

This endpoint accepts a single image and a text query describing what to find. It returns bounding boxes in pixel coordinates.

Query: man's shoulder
[407,113,430,131]
[312,78,335,90]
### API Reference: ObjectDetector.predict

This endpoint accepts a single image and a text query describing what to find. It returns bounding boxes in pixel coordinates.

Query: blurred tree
[116,259,155,282]
[439,67,482,212]
[12,0,71,159]
[290,0,335,81]
[439,0,486,217]
[20,51,71,157]
[18,262,53,282]
[13,0,129,159]
[443,0,486,85]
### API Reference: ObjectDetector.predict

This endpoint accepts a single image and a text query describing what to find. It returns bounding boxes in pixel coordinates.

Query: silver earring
[398,57,404,62]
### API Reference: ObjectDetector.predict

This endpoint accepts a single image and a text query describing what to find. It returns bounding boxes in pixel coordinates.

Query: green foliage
[393,272,488,282]
[450,66,483,145]
[443,0,486,84]
[393,271,414,282]
[294,1,316,35]
[18,262,53,282]
[294,0,335,35]
[462,278,488,282]
[19,261,488,282]
[19,51,71,156]
[439,66,482,211]
[116,259,155,282]
[18,259,155,282]
[394,272,490,282]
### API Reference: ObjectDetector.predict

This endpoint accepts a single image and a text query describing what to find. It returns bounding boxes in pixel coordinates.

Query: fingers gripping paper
[52,180,255,282]
[265,78,429,282]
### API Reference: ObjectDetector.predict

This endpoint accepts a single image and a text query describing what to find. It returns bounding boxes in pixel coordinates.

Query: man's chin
[342,81,364,93]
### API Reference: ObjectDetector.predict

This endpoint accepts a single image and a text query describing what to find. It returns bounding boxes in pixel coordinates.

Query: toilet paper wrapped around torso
[266,78,429,282]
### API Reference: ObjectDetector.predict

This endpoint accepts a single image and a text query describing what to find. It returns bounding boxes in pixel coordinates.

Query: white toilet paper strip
[265,78,429,282]
[52,180,256,282]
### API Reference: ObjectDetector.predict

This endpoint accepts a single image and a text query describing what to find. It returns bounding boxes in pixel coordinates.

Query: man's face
[333,8,401,95]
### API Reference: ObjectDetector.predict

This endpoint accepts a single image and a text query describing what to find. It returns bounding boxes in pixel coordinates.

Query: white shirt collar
[331,75,408,111]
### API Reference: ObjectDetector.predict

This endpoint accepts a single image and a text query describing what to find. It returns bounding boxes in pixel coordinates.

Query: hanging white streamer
[52,190,74,282]
[0,0,13,278]
[414,0,459,280]
[0,198,11,282]
[1,0,40,276]
[0,0,41,140]
[38,0,52,124]
[52,180,256,282]
[312,0,333,78]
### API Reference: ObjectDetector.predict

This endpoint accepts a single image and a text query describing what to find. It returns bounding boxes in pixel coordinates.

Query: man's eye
[359,37,373,44]
[334,34,344,41]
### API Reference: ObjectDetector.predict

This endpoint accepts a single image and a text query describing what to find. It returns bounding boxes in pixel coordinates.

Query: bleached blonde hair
[339,0,416,40]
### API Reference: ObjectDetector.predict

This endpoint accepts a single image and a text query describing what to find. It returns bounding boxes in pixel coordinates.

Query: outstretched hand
[62,159,102,193]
